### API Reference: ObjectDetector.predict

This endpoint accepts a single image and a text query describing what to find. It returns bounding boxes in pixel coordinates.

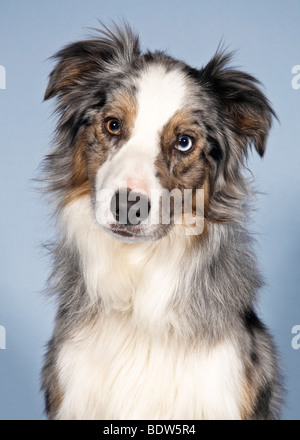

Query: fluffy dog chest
[56,199,243,419]
[55,312,243,420]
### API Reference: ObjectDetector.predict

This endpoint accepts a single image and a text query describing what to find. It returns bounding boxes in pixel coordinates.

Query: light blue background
[0,0,299,420]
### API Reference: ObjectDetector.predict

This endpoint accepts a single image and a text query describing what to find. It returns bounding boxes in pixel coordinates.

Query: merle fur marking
[41,23,282,420]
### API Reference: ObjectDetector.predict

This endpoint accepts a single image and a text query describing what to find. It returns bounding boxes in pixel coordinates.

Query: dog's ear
[44,24,140,101]
[199,51,277,157]
[44,41,97,100]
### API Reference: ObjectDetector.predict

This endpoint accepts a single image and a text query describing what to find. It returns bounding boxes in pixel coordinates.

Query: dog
[41,23,282,419]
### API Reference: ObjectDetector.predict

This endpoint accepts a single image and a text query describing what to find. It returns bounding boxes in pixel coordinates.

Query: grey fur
[41,24,282,419]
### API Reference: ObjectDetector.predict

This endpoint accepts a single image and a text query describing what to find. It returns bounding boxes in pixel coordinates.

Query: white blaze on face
[95,64,188,228]
[132,64,187,152]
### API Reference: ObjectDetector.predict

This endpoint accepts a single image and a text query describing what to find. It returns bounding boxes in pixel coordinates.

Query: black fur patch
[206,135,223,161]
[252,382,273,420]
[243,309,266,335]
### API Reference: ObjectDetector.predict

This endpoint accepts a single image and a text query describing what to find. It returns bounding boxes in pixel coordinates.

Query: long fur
[41,24,282,420]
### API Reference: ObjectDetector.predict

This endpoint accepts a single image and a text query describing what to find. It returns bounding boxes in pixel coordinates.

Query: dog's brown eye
[105,119,121,135]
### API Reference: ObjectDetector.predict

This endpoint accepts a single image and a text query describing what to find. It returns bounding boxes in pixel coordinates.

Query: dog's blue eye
[175,135,193,152]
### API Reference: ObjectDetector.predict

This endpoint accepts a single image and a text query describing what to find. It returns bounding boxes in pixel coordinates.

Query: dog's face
[84,64,207,242]
[45,25,275,243]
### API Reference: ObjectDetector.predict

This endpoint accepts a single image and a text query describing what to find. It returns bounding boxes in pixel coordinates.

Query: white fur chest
[56,197,243,419]
[56,312,243,420]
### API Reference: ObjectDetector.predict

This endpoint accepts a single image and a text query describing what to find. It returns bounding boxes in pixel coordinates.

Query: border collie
[41,23,282,419]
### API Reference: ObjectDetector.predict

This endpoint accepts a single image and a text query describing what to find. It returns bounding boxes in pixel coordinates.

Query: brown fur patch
[240,366,259,420]
[227,103,265,134]
[157,109,206,189]
[45,60,96,100]
[62,90,138,206]
[236,113,264,135]
[45,377,64,420]
[104,89,137,129]
[63,180,91,207]
[56,64,83,90]
[86,90,137,190]
[155,109,210,238]
[241,382,255,419]
[62,133,90,207]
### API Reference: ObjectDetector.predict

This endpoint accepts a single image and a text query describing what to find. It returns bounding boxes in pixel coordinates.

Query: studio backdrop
[0,0,299,420]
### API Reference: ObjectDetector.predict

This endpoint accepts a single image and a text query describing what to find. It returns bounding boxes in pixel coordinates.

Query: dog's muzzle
[110,188,151,226]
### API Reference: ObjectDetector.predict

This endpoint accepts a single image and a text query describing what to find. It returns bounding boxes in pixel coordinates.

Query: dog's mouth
[110,225,142,238]
[107,224,149,242]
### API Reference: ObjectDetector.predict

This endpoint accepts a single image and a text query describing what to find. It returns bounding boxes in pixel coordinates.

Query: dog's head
[44,24,275,242]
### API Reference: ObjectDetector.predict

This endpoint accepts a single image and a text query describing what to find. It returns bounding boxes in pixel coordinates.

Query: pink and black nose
[110,188,151,225]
